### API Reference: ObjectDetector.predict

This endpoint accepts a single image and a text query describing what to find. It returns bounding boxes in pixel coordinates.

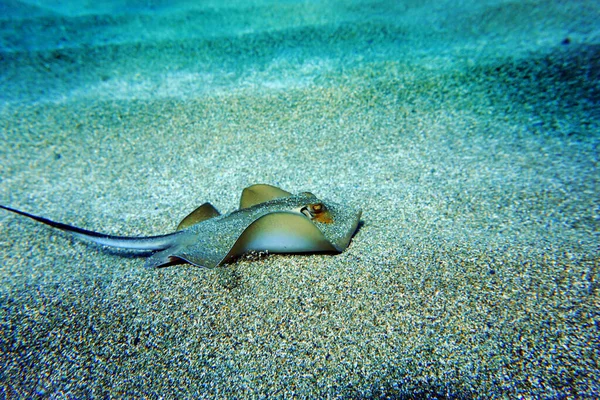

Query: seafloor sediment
[0,0,598,397]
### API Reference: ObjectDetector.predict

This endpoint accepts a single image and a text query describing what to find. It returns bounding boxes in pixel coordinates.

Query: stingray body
[0,184,361,268]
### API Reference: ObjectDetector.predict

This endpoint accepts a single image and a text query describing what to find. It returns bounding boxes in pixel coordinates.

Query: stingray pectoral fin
[143,245,209,269]
[176,202,220,231]
[239,184,292,209]
[143,248,185,268]
[225,212,337,262]
[144,233,227,269]
[146,213,336,269]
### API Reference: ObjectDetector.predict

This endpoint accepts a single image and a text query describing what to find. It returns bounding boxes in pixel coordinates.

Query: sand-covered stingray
[0,184,362,268]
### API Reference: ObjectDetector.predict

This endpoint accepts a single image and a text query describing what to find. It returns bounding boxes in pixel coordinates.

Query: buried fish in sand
[1,184,362,268]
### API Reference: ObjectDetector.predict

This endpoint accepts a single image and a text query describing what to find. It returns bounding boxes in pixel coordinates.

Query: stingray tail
[0,205,180,251]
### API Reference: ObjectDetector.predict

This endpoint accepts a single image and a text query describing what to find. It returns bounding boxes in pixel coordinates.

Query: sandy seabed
[1,0,599,398]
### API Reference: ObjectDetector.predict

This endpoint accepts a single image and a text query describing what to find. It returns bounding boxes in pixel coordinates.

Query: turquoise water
[3,0,594,105]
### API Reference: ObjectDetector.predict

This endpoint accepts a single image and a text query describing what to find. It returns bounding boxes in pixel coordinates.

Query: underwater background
[1,0,598,397]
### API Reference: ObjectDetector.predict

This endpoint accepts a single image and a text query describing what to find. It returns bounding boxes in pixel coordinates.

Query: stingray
[0,184,362,268]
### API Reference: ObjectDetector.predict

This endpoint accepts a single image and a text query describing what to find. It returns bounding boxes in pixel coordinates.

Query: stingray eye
[300,203,324,218]
[311,203,325,214]
[301,203,331,223]
[308,202,333,224]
